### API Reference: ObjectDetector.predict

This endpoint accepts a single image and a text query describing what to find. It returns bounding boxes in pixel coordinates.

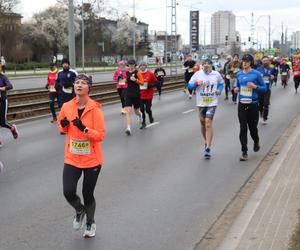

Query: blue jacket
[55,68,78,94]
[257,66,275,89]
[236,69,267,104]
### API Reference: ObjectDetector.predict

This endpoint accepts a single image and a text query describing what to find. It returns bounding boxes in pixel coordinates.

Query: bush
[6,62,49,71]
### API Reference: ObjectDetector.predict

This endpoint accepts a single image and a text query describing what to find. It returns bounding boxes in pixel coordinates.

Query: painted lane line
[182,109,195,114]
[146,122,160,128]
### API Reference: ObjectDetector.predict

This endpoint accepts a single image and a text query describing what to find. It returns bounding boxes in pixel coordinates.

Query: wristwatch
[83,127,89,134]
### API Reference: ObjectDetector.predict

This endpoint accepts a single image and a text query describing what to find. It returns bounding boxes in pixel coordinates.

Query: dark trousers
[49,92,58,119]
[294,77,300,90]
[224,78,230,97]
[0,98,12,130]
[238,103,259,152]
[58,92,74,108]
[156,79,164,96]
[63,164,101,224]
[140,99,153,123]
[117,88,126,108]
[258,89,271,120]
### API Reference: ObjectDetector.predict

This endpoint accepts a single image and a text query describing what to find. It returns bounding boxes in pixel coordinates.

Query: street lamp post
[133,0,136,59]
[68,0,76,68]
[81,0,85,72]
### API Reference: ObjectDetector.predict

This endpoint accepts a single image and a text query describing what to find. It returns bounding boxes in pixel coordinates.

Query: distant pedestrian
[183,54,196,99]
[0,56,6,74]
[55,58,78,108]
[154,62,166,98]
[113,60,128,114]
[46,62,59,123]
[0,64,18,147]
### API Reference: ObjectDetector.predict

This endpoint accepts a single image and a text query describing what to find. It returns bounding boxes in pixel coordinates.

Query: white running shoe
[188,94,192,99]
[73,210,85,230]
[83,223,96,238]
[262,120,268,125]
[0,161,3,173]
[11,124,18,139]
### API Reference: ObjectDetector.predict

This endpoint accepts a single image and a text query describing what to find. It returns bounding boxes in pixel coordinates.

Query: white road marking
[182,109,195,114]
[146,122,160,128]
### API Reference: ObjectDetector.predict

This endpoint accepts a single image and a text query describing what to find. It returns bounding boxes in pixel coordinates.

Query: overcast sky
[19,0,300,48]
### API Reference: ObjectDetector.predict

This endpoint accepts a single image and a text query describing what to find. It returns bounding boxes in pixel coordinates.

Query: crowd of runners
[0,52,299,238]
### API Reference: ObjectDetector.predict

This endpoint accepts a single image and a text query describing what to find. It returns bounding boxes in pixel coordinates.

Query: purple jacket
[0,74,13,100]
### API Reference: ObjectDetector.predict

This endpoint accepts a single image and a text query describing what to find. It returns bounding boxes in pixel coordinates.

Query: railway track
[7,75,185,122]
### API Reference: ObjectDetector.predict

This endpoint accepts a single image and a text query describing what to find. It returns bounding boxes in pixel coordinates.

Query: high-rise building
[291,31,300,49]
[211,11,236,46]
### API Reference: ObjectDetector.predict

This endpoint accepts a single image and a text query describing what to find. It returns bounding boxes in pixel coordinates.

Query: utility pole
[165,0,168,65]
[68,0,76,68]
[268,15,271,49]
[81,0,85,72]
[250,12,254,48]
[170,0,177,75]
[133,0,136,59]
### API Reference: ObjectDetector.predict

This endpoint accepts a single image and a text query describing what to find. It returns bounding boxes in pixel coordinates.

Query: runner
[58,74,105,238]
[0,56,6,73]
[227,54,241,104]
[188,59,224,159]
[234,54,267,161]
[257,56,275,124]
[0,64,18,147]
[270,57,279,86]
[292,57,300,93]
[154,62,166,99]
[223,55,232,100]
[279,58,290,88]
[45,62,59,123]
[55,58,78,108]
[139,61,158,129]
[124,59,144,136]
[183,54,196,99]
[113,60,128,114]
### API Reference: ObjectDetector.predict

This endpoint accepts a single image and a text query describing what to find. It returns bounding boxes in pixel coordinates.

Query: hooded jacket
[58,97,105,168]
[0,74,13,100]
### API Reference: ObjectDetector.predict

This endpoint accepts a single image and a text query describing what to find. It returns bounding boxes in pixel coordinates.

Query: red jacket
[58,97,105,168]
[113,68,128,89]
[47,69,59,93]
[293,65,300,77]
[139,70,157,100]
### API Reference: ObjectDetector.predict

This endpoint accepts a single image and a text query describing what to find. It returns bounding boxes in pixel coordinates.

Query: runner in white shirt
[188,59,224,159]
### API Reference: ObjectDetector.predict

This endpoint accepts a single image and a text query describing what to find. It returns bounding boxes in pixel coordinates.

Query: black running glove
[60,117,70,128]
[72,117,86,132]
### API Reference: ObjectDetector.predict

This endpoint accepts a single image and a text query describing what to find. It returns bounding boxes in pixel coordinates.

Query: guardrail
[8,75,185,122]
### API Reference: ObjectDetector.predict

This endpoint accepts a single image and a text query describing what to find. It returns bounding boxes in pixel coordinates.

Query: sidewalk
[218,116,300,250]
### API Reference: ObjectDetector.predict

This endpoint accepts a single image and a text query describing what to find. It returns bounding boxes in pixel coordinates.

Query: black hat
[61,58,70,65]
[127,59,136,65]
[242,54,254,62]
[49,62,55,67]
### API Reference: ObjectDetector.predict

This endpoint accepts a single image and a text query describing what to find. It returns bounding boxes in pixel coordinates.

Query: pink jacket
[113,68,128,89]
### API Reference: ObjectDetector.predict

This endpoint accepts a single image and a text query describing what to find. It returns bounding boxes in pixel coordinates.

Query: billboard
[190,11,199,52]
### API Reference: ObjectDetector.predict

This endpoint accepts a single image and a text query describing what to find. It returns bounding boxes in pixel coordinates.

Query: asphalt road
[0,81,299,250]
[10,67,183,90]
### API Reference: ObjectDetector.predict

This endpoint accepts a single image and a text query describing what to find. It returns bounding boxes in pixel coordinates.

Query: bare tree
[0,0,20,13]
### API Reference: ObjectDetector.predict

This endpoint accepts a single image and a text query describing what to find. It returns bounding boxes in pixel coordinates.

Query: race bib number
[49,85,56,92]
[240,86,253,97]
[157,71,164,76]
[63,86,73,94]
[233,68,240,73]
[188,68,194,73]
[263,76,270,83]
[226,74,231,79]
[140,82,148,90]
[118,79,126,85]
[282,72,287,76]
[294,71,300,75]
[201,97,213,104]
[70,139,91,155]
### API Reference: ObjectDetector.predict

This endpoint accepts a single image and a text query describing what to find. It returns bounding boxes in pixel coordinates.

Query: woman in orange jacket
[58,74,105,238]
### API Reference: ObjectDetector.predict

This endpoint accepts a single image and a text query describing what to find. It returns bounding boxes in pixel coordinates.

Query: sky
[19,0,300,48]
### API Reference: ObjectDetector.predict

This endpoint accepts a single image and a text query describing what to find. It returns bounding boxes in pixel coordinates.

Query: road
[0,82,299,250]
[10,67,183,90]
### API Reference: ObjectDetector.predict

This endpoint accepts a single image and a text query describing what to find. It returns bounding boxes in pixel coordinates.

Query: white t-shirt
[189,70,223,107]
